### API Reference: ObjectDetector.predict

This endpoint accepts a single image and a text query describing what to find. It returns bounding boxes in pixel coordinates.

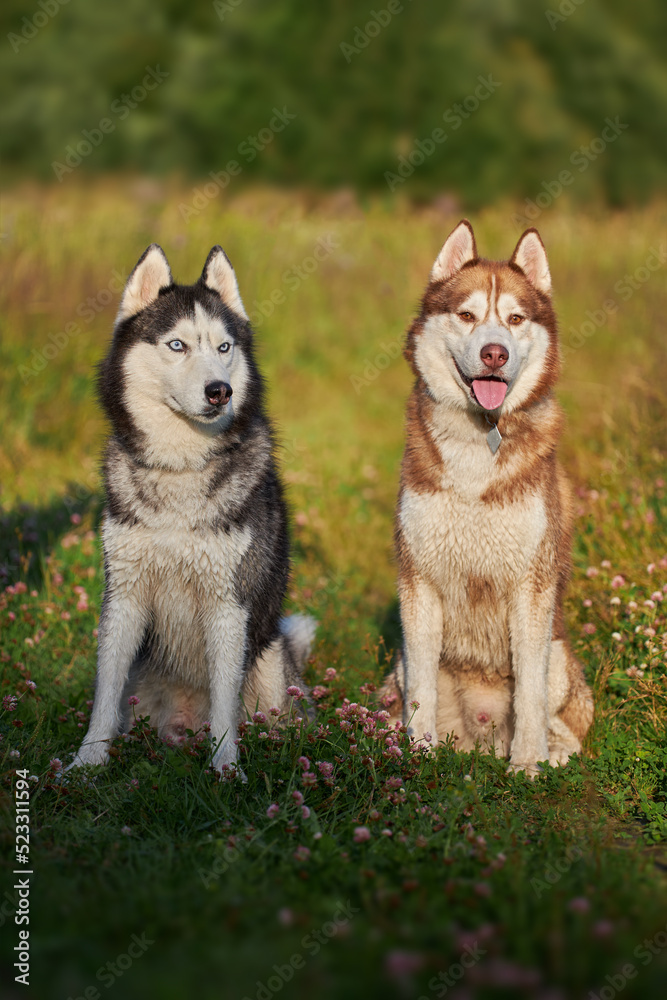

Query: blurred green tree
[1,0,666,205]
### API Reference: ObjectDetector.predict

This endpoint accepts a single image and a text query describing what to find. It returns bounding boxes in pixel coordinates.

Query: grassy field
[1,182,667,999]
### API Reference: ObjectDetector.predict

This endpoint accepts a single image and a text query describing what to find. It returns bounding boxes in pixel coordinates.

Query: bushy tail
[280,614,318,673]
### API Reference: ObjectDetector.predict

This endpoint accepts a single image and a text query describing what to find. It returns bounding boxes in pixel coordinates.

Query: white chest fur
[400,485,547,590]
[103,514,252,604]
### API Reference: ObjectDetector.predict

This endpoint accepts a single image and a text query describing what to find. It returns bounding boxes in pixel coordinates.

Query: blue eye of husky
[219,342,231,353]
[168,340,185,352]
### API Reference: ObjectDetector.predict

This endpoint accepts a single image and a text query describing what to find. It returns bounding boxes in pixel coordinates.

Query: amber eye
[508,314,524,326]
[458,311,475,323]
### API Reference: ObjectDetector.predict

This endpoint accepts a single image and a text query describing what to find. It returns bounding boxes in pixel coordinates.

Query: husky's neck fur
[118,402,233,472]
[408,378,563,503]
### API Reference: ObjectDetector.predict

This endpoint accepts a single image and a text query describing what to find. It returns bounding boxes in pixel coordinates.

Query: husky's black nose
[205,381,232,406]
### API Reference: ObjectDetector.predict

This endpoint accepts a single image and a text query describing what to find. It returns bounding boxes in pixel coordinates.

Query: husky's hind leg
[379,654,405,728]
[548,639,594,766]
[242,614,317,717]
[242,636,294,717]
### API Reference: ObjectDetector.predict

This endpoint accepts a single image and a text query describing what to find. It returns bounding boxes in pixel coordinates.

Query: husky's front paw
[548,743,579,768]
[66,742,110,772]
[211,741,247,783]
[407,710,438,746]
[409,730,438,755]
[507,760,543,779]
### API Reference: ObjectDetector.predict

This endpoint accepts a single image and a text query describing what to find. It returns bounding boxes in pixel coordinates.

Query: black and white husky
[69,244,315,774]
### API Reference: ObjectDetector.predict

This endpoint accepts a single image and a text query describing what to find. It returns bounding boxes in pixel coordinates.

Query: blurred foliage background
[1,0,667,205]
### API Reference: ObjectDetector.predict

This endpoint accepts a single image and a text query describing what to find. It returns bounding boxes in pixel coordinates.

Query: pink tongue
[472,379,507,410]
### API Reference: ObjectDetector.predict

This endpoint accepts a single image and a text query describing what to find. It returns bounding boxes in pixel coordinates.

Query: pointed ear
[430,219,477,283]
[200,246,249,321]
[511,229,552,296]
[116,244,172,323]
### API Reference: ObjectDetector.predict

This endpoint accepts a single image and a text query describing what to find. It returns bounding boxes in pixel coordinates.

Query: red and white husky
[382,220,593,775]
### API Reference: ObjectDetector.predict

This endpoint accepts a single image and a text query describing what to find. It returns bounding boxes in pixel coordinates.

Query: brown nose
[205,381,232,406]
[480,343,509,370]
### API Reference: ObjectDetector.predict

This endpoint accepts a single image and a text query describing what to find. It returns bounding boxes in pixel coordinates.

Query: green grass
[1,183,667,999]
